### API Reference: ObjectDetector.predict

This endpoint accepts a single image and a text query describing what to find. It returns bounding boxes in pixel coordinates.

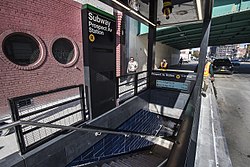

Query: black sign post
[82,5,116,119]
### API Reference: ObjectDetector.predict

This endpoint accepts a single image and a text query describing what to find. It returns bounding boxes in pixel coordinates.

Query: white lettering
[88,12,111,27]
[88,12,93,21]
[88,12,113,36]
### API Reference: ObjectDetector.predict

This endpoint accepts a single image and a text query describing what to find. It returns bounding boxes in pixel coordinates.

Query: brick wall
[116,11,123,77]
[0,0,84,118]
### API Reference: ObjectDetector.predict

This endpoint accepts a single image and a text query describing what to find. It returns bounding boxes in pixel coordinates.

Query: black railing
[0,111,175,166]
[9,85,89,154]
[116,71,148,103]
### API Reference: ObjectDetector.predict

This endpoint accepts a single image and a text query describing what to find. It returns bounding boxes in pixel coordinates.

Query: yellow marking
[89,34,95,42]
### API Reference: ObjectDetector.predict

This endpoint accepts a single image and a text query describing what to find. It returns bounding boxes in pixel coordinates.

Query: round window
[52,38,74,64]
[2,33,40,66]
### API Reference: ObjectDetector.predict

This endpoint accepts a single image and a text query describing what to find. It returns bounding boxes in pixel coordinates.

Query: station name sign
[88,12,113,36]
[151,71,187,78]
[156,80,189,91]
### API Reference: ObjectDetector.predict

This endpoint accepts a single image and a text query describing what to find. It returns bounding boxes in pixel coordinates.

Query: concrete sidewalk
[195,82,232,167]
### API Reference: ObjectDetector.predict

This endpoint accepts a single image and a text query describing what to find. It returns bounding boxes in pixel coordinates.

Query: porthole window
[52,38,75,64]
[2,33,40,66]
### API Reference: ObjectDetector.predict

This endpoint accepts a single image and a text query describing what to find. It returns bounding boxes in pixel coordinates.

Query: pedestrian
[202,58,214,92]
[159,59,168,70]
[178,57,183,66]
[127,57,138,83]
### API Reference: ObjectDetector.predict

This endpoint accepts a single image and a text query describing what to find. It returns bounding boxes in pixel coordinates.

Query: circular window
[52,38,75,64]
[2,33,40,66]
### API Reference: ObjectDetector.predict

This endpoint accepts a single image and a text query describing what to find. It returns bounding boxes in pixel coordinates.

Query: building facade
[213,45,238,57]
[0,0,84,119]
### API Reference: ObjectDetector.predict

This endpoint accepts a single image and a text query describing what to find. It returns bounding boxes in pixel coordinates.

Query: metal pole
[9,99,26,154]
[79,85,86,120]
[147,0,158,87]
[186,0,214,166]
[134,73,138,95]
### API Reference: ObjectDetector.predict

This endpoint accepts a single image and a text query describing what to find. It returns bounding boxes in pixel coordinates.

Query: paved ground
[213,62,250,167]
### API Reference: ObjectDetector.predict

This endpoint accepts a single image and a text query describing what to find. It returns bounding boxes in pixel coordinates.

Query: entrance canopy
[156,1,250,49]
[95,0,204,26]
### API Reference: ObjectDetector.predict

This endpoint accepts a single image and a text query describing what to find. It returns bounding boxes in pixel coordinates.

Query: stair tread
[121,157,152,167]
[91,149,168,167]
[101,163,111,167]
[139,153,165,161]
[136,154,164,161]
[110,161,129,167]
[132,154,165,166]
[109,161,121,167]
[115,159,133,167]
[136,157,162,164]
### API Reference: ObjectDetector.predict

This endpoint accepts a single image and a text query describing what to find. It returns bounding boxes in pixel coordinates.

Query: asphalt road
[214,62,250,167]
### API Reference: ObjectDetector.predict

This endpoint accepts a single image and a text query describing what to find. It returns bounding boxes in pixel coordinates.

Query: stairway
[85,145,170,167]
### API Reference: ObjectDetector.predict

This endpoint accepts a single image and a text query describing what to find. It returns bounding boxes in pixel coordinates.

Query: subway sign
[88,12,113,35]
[84,6,116,44]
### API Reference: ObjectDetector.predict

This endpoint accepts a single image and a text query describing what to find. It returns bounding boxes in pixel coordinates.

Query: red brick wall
[0,0,84,118]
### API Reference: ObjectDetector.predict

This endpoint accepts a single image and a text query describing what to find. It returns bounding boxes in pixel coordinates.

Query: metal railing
[0,120,173,144]
[0,110,179,166]
[116,71,149,103]
[8,85,89,154]
[0,120,173,153]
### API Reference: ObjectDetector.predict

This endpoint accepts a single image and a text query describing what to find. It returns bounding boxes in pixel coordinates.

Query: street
[214,62,250,167]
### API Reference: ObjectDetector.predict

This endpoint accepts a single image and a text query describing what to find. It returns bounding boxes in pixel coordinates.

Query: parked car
[231,59,240,66]
[213,58,233,74]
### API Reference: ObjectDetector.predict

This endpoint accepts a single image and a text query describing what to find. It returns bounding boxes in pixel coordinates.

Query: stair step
[137,157,161,167]
[91,148,168,167]
[115,160,133,167]
[136,153,161,160]
[134,154,164,166]
[101,163,111,167]
[121,157,149,167]
[110,161,128,167]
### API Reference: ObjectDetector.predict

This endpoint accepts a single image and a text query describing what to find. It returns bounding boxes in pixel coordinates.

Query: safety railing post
[9,99,26,154]
[134,73,138,95]
[116,77,119,99]
[79,85,86,120]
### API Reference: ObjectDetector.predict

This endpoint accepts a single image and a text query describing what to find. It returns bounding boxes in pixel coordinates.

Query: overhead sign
[151,71,187,79]
[150,71,196,93]
[156,80,189,91]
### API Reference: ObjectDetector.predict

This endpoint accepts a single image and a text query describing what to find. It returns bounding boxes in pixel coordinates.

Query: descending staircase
[84,145,170,167]
[67,110,179,167]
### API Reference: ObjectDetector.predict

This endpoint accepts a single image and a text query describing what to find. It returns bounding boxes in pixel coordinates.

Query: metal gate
[9,85,88,154]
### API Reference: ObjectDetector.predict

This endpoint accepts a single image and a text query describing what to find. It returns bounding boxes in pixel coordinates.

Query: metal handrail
[117,70,148,78]
[19,97,82,118]
[22,109,84,135]
[0,120,173,147]
[11,85,83,101]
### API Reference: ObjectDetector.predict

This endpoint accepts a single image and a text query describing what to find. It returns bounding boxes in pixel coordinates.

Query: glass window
[52,38,74,64]
[2,33,40,66]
